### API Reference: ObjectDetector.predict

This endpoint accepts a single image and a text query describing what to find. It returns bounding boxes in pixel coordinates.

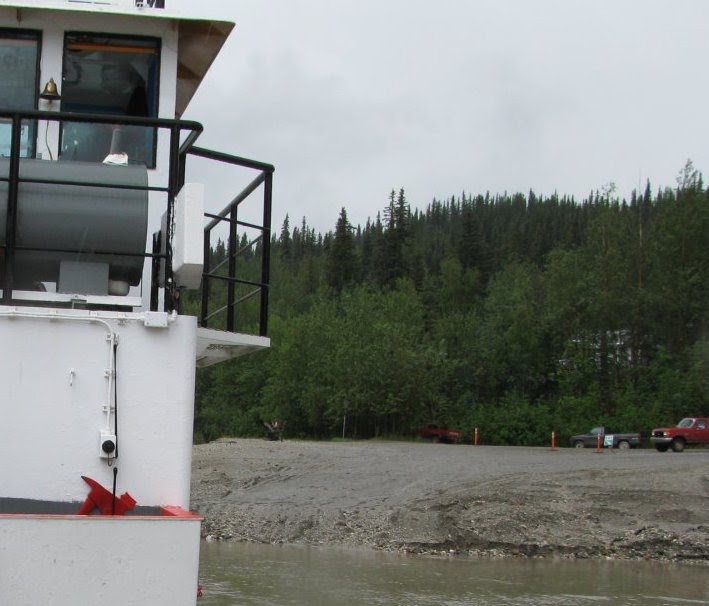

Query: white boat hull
[0,307,201,604]
[0,511,201,605]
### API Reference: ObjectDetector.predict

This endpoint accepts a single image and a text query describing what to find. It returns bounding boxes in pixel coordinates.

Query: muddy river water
[198,541,708,605]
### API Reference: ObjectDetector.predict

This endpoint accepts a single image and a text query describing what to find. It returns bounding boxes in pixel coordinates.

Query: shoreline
[191,439,709,564]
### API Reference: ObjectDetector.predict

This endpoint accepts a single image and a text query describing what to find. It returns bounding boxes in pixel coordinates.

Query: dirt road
[190,439,708,562]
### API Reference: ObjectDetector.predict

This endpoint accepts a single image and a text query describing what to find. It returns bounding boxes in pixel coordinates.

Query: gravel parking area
[191,439,709,562]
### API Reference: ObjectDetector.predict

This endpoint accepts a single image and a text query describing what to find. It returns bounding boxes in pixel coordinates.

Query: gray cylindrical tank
[0,158,149,288]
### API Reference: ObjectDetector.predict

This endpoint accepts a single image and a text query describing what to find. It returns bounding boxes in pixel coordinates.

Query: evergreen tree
[326,207,357,292]
[279,214,291,260]
[380,188,410,286]
[457,200,489,277]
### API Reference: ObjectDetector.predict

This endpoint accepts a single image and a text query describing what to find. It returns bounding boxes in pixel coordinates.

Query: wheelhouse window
[0,29,40,158]
[60,33,160,167]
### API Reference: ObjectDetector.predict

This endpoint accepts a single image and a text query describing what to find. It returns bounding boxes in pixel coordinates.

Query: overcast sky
[173,0,709,235]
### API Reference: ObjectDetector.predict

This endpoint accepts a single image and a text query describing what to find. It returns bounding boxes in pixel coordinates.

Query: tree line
[192,161,709,445]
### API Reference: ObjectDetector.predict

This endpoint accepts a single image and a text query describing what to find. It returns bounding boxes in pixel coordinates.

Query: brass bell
[40,78,61,101]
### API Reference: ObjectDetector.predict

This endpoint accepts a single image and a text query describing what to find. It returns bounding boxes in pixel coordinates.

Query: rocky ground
[190,438,708,563]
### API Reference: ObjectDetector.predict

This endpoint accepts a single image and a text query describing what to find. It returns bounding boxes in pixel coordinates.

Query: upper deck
[0,0,273,353]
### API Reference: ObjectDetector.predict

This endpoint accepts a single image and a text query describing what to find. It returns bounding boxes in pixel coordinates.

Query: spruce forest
[187,161,709,445]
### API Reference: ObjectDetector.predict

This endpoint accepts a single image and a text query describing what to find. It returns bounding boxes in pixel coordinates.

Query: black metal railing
[0,109,272,337]
[193,147,273,337]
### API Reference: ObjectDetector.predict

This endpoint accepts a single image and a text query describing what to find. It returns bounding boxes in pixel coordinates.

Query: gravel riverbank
[190,439,708,563]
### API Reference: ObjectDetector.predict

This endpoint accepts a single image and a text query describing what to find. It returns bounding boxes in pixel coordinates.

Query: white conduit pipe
[0,308,118,433]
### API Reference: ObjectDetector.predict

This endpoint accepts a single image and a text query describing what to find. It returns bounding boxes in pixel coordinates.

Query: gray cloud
[176,0,709,233]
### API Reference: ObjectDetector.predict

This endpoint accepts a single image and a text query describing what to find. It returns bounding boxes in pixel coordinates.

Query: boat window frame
[59,31,161,168]
[0,27,42,159]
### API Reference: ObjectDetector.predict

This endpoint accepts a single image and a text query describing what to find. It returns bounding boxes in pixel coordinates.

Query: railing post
[150,231,161,311]
[2,113,22,304]
[200,228,211,328]
[226,207,238,332]
[164,123,181,312]
[260,170,273,337]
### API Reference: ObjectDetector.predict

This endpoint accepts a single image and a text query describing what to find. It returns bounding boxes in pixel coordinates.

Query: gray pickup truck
[570,426,642,449]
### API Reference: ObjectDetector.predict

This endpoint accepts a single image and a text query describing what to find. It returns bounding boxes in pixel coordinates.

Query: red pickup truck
[650,417,709,452]
[418,424,461,444]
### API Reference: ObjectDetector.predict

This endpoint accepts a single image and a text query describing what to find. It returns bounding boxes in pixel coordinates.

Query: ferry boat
[0,1,272,603]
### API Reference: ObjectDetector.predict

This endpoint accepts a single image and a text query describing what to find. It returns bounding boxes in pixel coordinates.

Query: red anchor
[77,475,136,515]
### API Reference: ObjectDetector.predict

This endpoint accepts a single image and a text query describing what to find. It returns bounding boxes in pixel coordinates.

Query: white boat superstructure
[0,1,273,603]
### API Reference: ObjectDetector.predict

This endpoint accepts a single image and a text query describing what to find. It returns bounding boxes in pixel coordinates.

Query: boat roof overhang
[174,18,233,118]
[0,0,234,117]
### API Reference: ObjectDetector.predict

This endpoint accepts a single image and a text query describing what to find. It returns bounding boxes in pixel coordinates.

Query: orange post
[595,432,602,453]
[474,427,479,446]
[550,431,557,451]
